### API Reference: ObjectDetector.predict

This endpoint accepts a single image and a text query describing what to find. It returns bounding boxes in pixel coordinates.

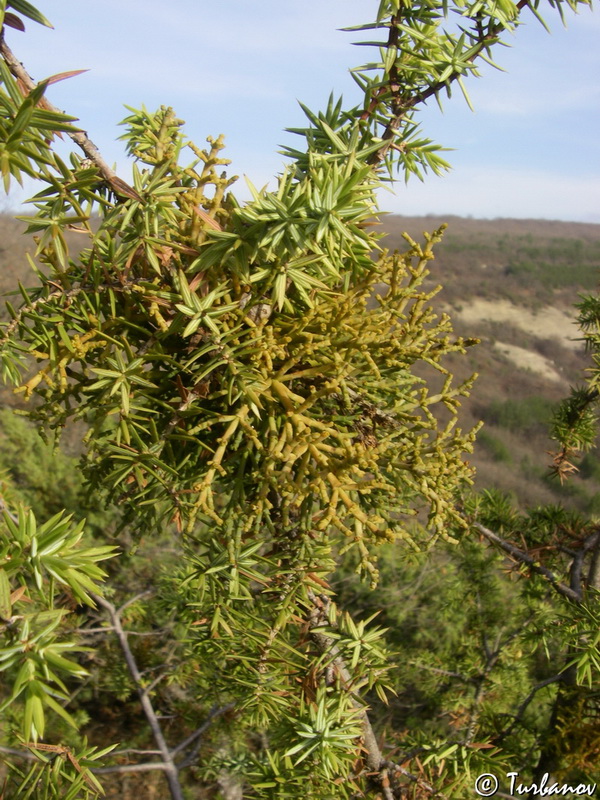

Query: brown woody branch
[572,529,600,593]
[308,592,385,774]
[474,523,582,603]
[85,593,231,784]
[308,592,440,798]
[0,37,142,202]
[588,534,600,591]
[90,591,185,800]
[368,0,531,166]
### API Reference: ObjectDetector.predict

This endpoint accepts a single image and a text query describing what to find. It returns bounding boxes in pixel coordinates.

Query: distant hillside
[381,215,600,512]
[1,212,600,513]
[382,215,600,307]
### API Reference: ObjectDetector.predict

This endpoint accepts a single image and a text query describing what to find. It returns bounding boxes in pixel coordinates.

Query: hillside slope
[382,215,600,511]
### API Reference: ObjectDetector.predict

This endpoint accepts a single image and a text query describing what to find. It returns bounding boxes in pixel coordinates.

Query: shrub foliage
[1,0,598,798]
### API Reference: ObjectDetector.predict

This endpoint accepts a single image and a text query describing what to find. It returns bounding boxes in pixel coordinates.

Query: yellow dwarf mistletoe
[1,100,478,572]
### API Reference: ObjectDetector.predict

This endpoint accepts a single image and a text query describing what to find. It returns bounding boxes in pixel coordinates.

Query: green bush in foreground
[1,0,598,797]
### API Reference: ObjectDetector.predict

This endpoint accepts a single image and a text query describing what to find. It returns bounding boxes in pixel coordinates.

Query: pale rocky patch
[451,299,581,351]
[444,298,585,384]
[493,341,564,384]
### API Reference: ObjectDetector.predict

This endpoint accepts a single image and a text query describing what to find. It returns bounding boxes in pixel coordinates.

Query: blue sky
[4,0,599,221]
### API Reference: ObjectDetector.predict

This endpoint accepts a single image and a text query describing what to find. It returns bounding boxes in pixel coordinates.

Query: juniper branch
[308,592,385,775]
[474,523,582,602]
[0,37,141,201]
[367,0,531,166]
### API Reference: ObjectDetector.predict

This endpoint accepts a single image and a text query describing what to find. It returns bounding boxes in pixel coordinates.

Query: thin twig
[497,674,563,742]
[0,745,38,761]
[177,706,234,769]
[173,704,233,759]
[465,614,535,745]
[384,761,440,797]
[90,591,184,800]
[142,671,170,696]
[0,747,173,779]
[474,523,581,602]
[411,663,476,684]
[367,0,531,166]
[118,590,154,615]
[0,37,141,202]
[92,762,169,775]
[75,626,115,634]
